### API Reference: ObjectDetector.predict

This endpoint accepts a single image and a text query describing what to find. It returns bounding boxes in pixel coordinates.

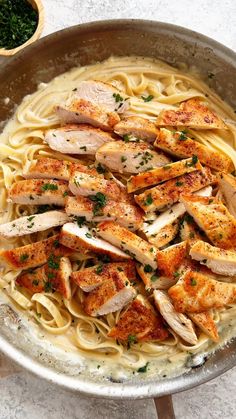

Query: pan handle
[153,395,176,419]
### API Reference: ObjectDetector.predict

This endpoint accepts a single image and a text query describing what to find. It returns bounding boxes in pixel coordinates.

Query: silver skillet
[0,20,236,419]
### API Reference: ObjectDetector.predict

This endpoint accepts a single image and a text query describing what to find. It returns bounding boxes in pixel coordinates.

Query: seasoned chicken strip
[142,186,212,246]
[156,99,228,130]
[45,124,114,154]
[9,179,69,206]
[108,294,168,342]
[114,116,158,142]
[190,240,236,276]
[69,172,122,201]
[23,157,99,181]
[219,173,236,217]
[71,261,136,292]
[136,264,178,290]
[153,290,198,345]
[157,242,187,278]
[83,271,136,316]
[59,223,130,261]
[154,128,233,172]
[0,234,71,270]
[65,196,143,230]
[16,257,72,299]
[96,140,170,174]
[180,195,236,249]
[98,221,158,269]
[127,158,203,193]
[168,270,236,313]
[72,80,130,114]
[0,211,69,238]
[135,166,215,212]
[188,311,219,342]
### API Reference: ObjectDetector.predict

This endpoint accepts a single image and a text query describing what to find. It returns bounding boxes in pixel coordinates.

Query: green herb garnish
[47,254,59,270]
[44,281,53,293]
[144,264,153,273]
[88,192,107,216]
[137,362,149,373]
[75,216,86,227]
[20,253,29,262]
[96,163,106,174]
[95,264,103,275]
[178,130,188,141]
[190,278,197,286]
[41,183,58,191]
[144,194,153,206]
[127,334,137,349]
[141,95,154,102]
[113,93,124,102]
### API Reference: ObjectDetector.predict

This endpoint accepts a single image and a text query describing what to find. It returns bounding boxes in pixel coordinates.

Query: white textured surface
[1,0,236,418]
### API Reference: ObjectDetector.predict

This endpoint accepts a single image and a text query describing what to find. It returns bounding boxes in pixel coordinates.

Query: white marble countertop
[1,0,236,418]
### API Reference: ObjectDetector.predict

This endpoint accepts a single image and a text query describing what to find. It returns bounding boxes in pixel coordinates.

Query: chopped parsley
[37,205,57,214]
[20,253,29,262]
[53,239,59,248]
[117,266,124,272]
[144,264,153,273]
[47,272,55,280]
[190,278,197,286]
[32,279,39,286]
[178,130,188,141]
[141,95,154,102]
[186,155,198,167]
[47,254,59,270]
[163,165,171,170]
[123,134,131,142]
[144,194,153,206]
[96,163,106,174]
[176,181,184,186]
[173,271,180,278]
[75,216,86,227]
[137,362,149,373]
[27,216,35,222]
[208,72,215,79]
[85,232,93,239]
[121,156,127,163]
[63,191,68,197]
[44,281,53,293]
[150,274,158,282]
[127,334,137,348]
[113,93,124,102]
[41,183,58,191]
[80,146,87,151]
[88,192,107,216]
[95,264,103,275]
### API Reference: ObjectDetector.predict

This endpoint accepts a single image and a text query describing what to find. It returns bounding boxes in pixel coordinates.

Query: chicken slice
[97,221,158,269]
[127,157,203,193]
[0,211,69,238]
[16,256,72,299]
[9,179,69,206]
[180,195,236,249]
[180,217,205,244]
[108,294,168,342]
[153,290,198,345]
[65,196,143,230]
[114,116,158,142]
[154,128,233,172]
[188,311,219,342]
[59,223,130,261]
[71,261,136,292]
[72,80,130,114]
[23,157,99,181]
[156,99,228,130]
[157,242,187,277]
[168,270,236,313]
[96,140,170,174]
[135,166,215,212]
[83,271,136,316]
[219,173,236,217]
[136,264,178,290]
[141,186,212,246]
[45,124,114,154]
[0,234,71,270]
[69,172,122,201]
[190,240,236,276]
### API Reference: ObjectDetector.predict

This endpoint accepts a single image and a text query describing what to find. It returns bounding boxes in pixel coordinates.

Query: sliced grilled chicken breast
[188,311,219,342]
[135,166,215,212]
[71,261,136,292]
[190,240,236,276]
[65,196,143,230]
[219,173,236,217]
[114,116,158,142]
[180,195,236,249]
[153,290,198,345]
[83,271,136,316]
[59,223,130,261]
[96,140,170,174]
[97,221,158,269]
[154,128,233,172]
[108,294,168,342]
[180,218,205,244]
[9,179,69,206]
[142,186,212,246]
[69,172,121,201]
[168,270,236,312]
[72,80,130,114]
[157,242,187,278]
[0,234,71,270]
[0,211,69,238]
[16,257,72,299]
[136,264,178,290]
[45,124,114,154]
[156,99,228,130]
[23,157,99,181]
[127,158,202,193]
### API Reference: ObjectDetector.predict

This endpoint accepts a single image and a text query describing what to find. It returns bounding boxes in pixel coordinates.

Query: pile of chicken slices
[1,80,236,347]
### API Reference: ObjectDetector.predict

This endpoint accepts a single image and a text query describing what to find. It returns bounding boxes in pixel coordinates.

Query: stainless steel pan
[0,20,236,417]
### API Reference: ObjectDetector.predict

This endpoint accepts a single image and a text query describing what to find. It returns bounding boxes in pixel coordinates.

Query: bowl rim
[0,18,236,399]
